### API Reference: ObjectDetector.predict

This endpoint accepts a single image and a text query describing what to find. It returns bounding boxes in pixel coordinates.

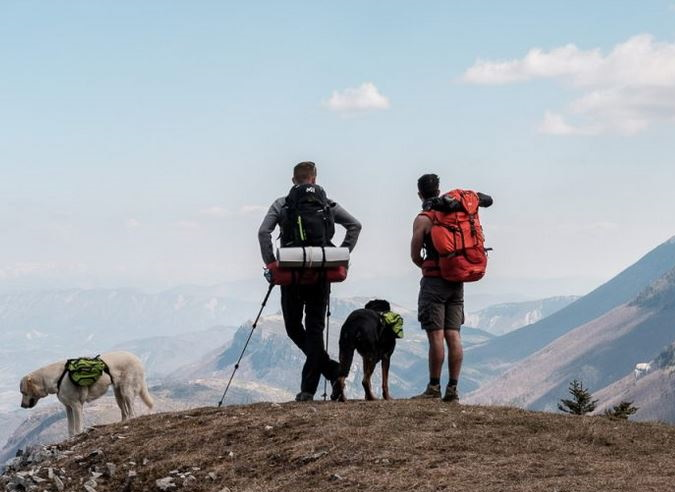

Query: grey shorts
[418,277,465,331]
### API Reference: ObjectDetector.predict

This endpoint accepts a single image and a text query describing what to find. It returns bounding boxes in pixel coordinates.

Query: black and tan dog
[331,299,402,402]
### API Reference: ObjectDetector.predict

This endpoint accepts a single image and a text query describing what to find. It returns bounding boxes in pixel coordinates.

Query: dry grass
[21,400,675,491]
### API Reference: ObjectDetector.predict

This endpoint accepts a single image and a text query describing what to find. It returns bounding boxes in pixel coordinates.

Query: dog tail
[139,380,154,409]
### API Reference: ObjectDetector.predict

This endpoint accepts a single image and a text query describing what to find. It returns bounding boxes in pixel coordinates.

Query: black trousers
[280,282,340,394]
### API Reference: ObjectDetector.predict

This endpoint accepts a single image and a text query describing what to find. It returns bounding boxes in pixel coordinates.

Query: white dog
[20,351,154,436]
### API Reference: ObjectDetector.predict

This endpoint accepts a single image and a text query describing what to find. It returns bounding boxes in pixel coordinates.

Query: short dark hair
[294,161,317,182]
[417,174,440,199]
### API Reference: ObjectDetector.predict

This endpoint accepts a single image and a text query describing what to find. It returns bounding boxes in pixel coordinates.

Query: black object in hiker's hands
[423,196,458,212]
[423,192,494,212]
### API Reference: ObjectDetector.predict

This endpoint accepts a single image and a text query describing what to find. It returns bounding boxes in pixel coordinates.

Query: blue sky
[1,1,674,306]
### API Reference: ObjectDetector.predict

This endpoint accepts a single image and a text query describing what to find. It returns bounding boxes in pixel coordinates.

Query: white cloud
[125,218,141,229]
[538,111,598,136]
[462,44,602,85]
[462,34,675,135]
[324,82,390,113]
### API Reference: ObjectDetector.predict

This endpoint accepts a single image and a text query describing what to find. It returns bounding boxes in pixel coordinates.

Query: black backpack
[280,184,335,247]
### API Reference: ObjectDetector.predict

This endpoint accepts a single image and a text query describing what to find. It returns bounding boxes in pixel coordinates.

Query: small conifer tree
[558,379,598,415]
[604,401,639,420]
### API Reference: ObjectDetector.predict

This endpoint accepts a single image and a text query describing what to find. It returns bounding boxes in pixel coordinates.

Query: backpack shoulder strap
[95,355,114,385]
[56,360,71,393]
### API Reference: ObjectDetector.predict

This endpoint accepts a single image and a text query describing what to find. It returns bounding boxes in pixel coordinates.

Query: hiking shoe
[295,392,314,402]
[411,384,441,399]
[443,384,459,403]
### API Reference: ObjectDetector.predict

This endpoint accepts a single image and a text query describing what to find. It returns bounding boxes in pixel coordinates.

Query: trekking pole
[217,283,275,407]
[322,284,332,401]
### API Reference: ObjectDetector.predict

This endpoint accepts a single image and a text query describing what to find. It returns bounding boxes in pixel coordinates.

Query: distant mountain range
[0,287,255,350]
[466,238,675,420]
[465,296,579,336]
[173,297,495,402]
[0,287,250,400]
[461,235,675,392]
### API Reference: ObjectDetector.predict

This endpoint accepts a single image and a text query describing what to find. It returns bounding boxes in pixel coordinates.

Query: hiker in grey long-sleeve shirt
[258,197,362,265]
[258,161,361,402]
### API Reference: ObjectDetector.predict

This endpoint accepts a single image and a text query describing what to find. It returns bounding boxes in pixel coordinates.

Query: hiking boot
[443,384,459,403]
[411,384,441,399]
[295,392,314,402]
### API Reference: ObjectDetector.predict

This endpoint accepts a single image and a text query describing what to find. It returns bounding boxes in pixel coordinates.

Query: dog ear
[25,376,38,395]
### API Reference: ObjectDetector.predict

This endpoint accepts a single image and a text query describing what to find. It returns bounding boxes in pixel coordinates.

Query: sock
[430,377,440,386]
[449,378,458,387]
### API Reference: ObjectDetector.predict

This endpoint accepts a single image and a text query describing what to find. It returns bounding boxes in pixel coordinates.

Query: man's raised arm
[258,198,284,265]
[411,214,430,268]
[333,203,362,251]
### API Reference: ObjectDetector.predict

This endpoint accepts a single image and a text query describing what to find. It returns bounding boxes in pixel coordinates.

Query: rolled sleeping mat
[276,246,350,268]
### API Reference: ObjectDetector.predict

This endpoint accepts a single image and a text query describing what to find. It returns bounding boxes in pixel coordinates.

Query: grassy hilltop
[3,400,675,492]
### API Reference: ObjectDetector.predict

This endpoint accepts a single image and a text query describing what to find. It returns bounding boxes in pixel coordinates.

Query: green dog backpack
[66,356,109,387]
[382,311,404,338]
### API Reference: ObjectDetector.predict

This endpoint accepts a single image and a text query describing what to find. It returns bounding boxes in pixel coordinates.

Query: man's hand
[264,262,278,284]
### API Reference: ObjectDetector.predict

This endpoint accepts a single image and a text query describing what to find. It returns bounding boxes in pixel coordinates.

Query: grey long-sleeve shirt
[258,196,362,265]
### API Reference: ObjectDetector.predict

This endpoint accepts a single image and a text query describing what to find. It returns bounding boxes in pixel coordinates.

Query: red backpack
[428,189,488,282]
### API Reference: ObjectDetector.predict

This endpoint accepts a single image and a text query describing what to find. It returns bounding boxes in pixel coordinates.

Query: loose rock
[156,477,177,490]
[53,475,65,491]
